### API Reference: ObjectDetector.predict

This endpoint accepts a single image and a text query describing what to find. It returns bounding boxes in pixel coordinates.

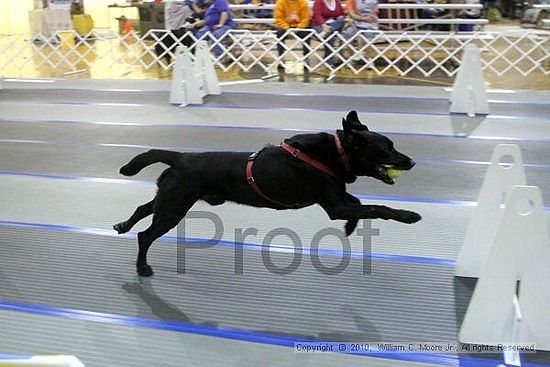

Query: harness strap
[334,134,352,174]
[245,134,351,208]
[246,152,308,208]
[280,142,340,179]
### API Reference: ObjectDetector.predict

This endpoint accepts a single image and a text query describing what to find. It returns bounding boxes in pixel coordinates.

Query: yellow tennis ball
[387,168,402,179]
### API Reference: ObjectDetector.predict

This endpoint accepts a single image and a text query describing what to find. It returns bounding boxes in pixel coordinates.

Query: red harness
[245,134,351,208]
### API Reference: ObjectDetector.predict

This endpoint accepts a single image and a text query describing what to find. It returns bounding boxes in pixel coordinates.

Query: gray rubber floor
[1,80,550,367]
[2,120,550,163]
[4,79,549,103]
[1,88,549,118]
[0,226,458,342]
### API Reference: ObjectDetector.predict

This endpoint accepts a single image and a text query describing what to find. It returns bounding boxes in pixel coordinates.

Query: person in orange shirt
[274,0,311,75]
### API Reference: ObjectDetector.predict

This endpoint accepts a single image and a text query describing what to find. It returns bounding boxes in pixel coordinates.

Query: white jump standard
[450,44,490,116]
[169,42,221,107]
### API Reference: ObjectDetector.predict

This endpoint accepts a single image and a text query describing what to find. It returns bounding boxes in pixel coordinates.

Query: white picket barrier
[1,30,548,78]
[459,186,550,360]
[450,44,490,116]
[169,42,221,107]
[0,355,85,367]
[455,144,526,278]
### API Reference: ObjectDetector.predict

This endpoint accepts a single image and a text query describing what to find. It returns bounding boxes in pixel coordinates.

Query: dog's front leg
[321,194,421,225]
[343,193,360,236]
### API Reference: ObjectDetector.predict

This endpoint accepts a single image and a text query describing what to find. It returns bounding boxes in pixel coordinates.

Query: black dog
[114,111,421,277]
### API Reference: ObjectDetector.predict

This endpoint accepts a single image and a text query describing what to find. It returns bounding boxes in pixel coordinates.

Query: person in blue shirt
[186,0,208,20]
[186,0,235,57]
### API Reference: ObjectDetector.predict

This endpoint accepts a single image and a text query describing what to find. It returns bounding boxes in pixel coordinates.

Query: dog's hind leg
[136,199,195,277]
[136,175,199,276]
[114,199,155,234]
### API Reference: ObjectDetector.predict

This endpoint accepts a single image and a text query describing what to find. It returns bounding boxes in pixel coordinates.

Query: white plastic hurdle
[455,144,526,278]
[449,44,490,116]
[169,42,221,107]
[459,186,550,361]
[455,144,550,362]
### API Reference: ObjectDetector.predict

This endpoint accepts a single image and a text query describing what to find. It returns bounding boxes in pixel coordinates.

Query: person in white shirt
[155,1,195,64]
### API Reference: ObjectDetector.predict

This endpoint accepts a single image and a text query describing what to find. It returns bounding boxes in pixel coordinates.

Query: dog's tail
[120,149,180,176]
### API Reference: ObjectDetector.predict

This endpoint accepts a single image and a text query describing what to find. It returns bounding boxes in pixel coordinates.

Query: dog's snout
[409,159,416,169]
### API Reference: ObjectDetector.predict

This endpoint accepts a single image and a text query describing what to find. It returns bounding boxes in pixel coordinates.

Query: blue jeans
[313,18,346,66]
[195,25,232,57]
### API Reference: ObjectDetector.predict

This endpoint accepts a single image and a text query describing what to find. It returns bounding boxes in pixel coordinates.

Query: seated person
[187,0,208,19]
[344,0,378,62]
[458,0,481,31]
[186,0,236,57]
[345,0,378,35]
[70,0,83,15]
[274,0,311,71]
[155,0,195,64]
[311,0,346,66]
[418,0,450,31]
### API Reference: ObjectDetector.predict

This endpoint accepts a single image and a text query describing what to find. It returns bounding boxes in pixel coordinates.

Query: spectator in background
[345,0,378,35]
[274,0,311,74]
[311,0,346,66]
[70,0,83,15]
[155,0,195,65]
[458,0,481,31]
[344,0,378,63]
[418,0,450,31]
[187,0,236,57]
[188,0,208,20]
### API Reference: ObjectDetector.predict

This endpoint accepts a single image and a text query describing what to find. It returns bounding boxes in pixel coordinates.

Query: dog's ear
[342,111,369,132]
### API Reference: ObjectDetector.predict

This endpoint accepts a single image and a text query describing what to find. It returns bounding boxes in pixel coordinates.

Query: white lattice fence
[0,29,548,78]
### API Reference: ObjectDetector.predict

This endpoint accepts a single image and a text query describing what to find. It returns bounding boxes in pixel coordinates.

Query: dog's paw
[137,264,154,277]
[396,210,422,224]
[113,222,129,234]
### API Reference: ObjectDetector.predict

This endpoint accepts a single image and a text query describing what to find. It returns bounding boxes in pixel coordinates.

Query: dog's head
[340,111,415,185]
